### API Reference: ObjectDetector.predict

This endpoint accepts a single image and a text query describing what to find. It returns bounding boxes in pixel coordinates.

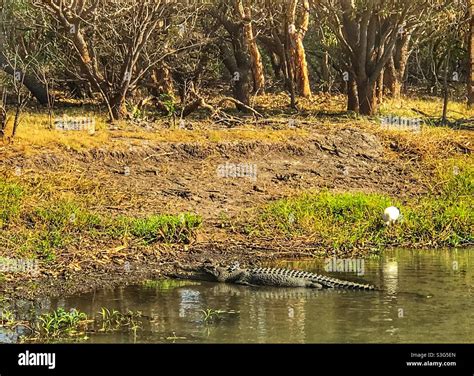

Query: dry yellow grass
[379,96,474,120]
[1,94,472,162]
[3,110,310,154]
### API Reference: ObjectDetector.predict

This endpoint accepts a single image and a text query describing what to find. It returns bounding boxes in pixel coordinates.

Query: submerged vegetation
[200,309,226,323]
[200,308,239,324]
[0,303,238,342]
[0,306,146,343]
[98,308,142,334]
[36,308,89,339]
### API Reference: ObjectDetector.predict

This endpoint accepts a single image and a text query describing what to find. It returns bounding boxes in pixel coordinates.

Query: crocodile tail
[324,279,377,290]
[305,271,377,290]
[249,268,378,290]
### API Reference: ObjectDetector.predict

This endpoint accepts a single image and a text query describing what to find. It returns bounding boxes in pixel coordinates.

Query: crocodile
[202,263,377,290]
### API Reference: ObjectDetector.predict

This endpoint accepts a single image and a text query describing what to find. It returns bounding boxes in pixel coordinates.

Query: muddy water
[3,249,474,343]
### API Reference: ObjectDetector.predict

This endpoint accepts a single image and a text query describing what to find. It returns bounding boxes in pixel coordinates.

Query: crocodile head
[202,264,227,282]
[202,263,244,283]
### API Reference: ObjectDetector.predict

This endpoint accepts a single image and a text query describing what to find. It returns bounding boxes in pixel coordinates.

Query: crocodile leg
[235,277,256,287]
[306,281,323,289]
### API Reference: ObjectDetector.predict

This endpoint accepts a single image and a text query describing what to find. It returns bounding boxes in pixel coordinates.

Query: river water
[2,248,474,343]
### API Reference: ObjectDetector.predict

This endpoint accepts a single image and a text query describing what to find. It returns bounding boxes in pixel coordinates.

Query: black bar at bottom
[1,344,473,375]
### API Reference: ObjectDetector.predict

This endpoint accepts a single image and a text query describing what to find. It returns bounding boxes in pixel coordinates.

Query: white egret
[383,206,401,226]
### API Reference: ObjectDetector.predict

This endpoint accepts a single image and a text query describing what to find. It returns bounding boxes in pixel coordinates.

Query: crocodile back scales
[248,267,376,290]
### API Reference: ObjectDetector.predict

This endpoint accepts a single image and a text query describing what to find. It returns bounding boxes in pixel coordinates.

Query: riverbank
[0,94,472,300]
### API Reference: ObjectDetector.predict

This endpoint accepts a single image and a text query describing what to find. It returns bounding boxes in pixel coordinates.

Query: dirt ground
[0,123,470,299]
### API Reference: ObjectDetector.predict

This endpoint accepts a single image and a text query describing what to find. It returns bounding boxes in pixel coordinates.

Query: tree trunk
[19,74,50,106]
[258,35,284,80]
[284,14,297,109]
[220,39,252,111]
[321,51,330,91]
[384,33,411,99]
[0,53,49,105]
[334,1,402,115]
[468,0,474,107]
[347,74,359,112]
[214,1,254,112]
[287,0,311,98]
[233,68,251,110]
[270,52,282,79]
[357,79,377,116]
[274,34,289,85]
[292,36,312,97]
[442,46,452,125]
[110,94,128,120]
[241,3,265,93]
[247,34,265,93]
[385,57,402,98]
[151,65,175,99]
[11,102,22,137]
[0,104,6,139]
[377,69,384,104]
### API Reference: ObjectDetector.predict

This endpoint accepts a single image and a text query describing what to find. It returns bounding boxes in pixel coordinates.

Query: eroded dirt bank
[0,124,471,299]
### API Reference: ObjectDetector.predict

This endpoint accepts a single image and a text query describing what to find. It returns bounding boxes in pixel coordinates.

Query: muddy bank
[3,126,428,224]
[1,240,348,300]
[0,124,471,300]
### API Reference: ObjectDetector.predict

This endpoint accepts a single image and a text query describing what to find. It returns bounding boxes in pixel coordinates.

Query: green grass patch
[433,157,474,200]
[20,230,65,261]
[12,210,201,259]
[110,213,202,244]
[16,200,103,260]
[251,186,473,250]
[0,176,202,258]
[251,191,394,250]
[0,181,23,228]
[33,201,102,233]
